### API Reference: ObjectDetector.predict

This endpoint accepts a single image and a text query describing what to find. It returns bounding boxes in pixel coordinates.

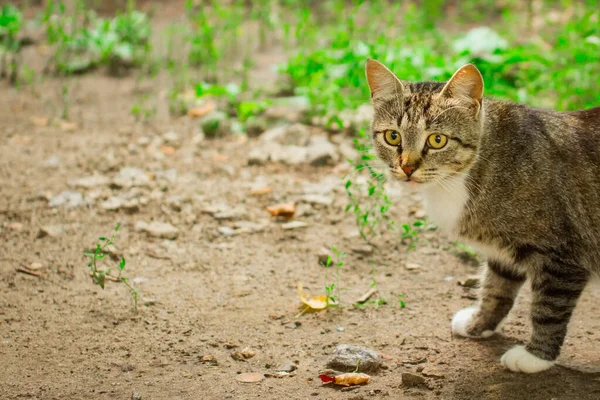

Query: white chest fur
[422,174,470,238]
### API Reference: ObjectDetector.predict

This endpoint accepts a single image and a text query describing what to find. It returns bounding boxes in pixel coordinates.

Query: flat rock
[401,372,426,387]
[271,145,308,165]
[101,196,122,211]
[112,167,151,188]
[281,221,309,230]
[49,191,86,208]
[351,244,374,256]
[306,136,338,166]
[300,194,333,206]
[68,174,110,189]
[326,344,381,373]
[278,361,297,373]
[421,366,445,379]
[37,224,65,238]
[136,221,178,240]
[405,263,421,271]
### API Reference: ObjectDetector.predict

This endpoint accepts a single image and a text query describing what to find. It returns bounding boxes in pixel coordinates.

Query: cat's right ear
[365,59,404,101]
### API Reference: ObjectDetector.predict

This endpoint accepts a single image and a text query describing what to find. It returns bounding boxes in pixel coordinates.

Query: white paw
[451,307,495,338]
[501,345,555,373]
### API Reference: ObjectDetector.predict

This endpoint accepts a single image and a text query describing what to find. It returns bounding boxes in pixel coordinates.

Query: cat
[365,58,600,373]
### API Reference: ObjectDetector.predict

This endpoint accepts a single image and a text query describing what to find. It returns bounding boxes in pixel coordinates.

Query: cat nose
[401,165,417,177]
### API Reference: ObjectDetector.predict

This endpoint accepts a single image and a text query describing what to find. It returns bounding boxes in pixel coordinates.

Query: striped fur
[365,59,600,372]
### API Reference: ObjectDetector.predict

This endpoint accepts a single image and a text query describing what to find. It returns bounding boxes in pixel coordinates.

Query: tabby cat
[365,59,600,373]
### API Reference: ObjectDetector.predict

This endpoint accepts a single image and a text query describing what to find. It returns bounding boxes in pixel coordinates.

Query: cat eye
[427,134,448,149]
[384,130,401,146]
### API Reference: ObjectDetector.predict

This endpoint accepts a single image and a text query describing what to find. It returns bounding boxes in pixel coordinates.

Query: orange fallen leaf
[187,101,216,118]
[31,116,49,127]
[236,372,264,383]
[320,372,370,387]
[266,202,295,219]
[250,186,273,196]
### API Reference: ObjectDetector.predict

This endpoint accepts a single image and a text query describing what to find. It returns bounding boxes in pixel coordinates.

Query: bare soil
[1,8,600,400]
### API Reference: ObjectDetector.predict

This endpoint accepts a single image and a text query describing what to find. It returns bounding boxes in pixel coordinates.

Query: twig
[16,267,46,278]
[356,287,378,304]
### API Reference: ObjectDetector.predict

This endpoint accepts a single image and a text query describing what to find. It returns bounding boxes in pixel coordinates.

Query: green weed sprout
[322,245,346,308]
[84,223,138,312]
[0,4,23,83]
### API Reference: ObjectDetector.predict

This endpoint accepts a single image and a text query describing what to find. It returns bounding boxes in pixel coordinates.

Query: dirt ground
[2,8,600,400]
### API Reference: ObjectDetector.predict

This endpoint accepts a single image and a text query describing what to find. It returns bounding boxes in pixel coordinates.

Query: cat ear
[365,59,405,101]
[440,64,484,111]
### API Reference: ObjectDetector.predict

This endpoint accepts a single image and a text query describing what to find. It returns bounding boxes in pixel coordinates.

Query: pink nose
[401,165,416,177]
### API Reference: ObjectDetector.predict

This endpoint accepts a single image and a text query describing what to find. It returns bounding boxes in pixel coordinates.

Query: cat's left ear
[440,64,484,116]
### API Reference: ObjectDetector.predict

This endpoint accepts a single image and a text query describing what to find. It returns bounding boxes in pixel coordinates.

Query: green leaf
[115,223,121,231]
[119,257,126,270]
[99,237,107,241]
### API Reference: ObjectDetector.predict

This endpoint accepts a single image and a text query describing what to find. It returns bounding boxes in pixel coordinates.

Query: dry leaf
[236,372,264,383]
[250,186,273,196]
[319,372,370,387]
[266,203,295,219]
[31,116,49,127]
[187,101,215,118]
[297,283,328,311]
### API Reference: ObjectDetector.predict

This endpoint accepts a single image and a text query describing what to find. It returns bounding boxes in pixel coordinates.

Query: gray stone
[68,174,110,189]
[301,194,334,206]
[112,167,151,189]
[261,123,311,146]
[247,142,280,165]
[263,96,310,123]
[326,344,381,373]
[218,226,235,236]
[272,145,308,165]
[162,131,181,148]
[37,224,65,238]
[137,221,179,240]
[49,191,86,208]
[281,221,309,230]
[131,391,142,400]
[401,372,426,387]
[101,197,122,211]
[122,199,140,214]
[306,136,338,166]
[278,361,297,373]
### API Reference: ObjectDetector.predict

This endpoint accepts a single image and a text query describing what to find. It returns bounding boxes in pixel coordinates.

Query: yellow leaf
[297,283,328,311]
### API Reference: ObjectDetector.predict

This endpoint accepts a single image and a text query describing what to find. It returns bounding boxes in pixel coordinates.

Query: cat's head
[365,59,484,184]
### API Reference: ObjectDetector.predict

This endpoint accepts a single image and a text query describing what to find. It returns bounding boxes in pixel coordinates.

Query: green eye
[384,130,401,146]
[427,134,448,149]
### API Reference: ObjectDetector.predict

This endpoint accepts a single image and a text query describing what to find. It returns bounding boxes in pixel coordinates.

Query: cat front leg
[501,260,589,373]
[452,260,525,338]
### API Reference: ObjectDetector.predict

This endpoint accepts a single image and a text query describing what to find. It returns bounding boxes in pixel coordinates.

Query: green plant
[400,221,424,251]
[0,4,23,83]
[84,223,138,311]
[345,128,394,243]
[42,0,151,75]
[321,245,346,308]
